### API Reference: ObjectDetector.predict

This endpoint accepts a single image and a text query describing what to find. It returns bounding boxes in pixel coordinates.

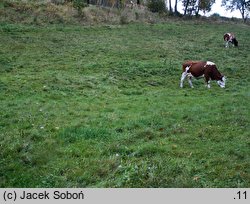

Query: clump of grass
[59,126,113,142]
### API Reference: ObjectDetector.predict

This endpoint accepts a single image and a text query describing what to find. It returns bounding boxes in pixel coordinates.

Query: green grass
[0,21,249,187]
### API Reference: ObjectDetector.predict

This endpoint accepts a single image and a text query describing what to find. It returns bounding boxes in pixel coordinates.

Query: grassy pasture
[0,21,249,187]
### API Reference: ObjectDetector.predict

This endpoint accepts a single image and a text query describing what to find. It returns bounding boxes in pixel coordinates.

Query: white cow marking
[185,66,190,72]
[206,61,215,66]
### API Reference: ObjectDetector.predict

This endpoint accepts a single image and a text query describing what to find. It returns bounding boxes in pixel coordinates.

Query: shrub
[209,13,222,21]
[50,0,66,5]
[147,0,166,13]
[72,0,88,15]
[210,13,221,18]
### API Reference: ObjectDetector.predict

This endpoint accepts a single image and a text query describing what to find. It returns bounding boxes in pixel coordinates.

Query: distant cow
[224,33,238,47]
[180,61,226,88]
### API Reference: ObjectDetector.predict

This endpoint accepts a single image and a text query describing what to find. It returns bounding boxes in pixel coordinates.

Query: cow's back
[182,61,206,77]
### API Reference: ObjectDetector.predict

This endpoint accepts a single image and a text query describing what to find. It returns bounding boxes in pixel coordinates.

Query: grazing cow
[180,61,226,88]
[224,33,238,47]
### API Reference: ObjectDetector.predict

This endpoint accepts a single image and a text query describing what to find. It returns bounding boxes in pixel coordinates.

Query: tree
[183,0,190,15]
[182,0,215,16]
[169,0,173,13]
[222,0,250,22]
[199,0,215,13]
[174,0,179,14]
[147,0,167,13]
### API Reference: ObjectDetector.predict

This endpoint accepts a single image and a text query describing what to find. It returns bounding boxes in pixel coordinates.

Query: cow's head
[232,38,238,46]
[217,76,226,88]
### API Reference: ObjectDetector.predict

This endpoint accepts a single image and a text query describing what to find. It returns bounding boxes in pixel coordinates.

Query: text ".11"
[234,191,247,200]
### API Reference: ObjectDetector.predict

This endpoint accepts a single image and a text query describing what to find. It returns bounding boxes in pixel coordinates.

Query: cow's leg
[225,41,229,48]
[204,73,211,89]
[180,72,187,88]
[205,75,211,88]
[207,80,211,88]
[187,75,194,88]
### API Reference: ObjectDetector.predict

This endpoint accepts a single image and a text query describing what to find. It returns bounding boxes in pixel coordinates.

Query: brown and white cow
[224,33,238,47]
[180,61,226,88]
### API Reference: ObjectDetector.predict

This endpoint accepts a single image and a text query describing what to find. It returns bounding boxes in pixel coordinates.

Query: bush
[209,13,222,21]
[210,13,221,18]
[72,0,88,15]
[147,0,166,13]
[50,0,66,5]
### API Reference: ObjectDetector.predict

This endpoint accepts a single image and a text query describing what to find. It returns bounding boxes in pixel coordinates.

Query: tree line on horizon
[168,0,249,22]
[56,0,249,21]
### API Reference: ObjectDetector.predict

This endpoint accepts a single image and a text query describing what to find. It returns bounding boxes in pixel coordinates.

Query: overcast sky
[208,0,242,18]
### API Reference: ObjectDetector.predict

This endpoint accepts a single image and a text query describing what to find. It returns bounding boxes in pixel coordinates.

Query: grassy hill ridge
[0,0,163,25]
[0,0,247,25]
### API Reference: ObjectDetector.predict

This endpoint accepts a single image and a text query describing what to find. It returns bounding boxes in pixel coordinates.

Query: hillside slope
[0,0,163,25]
[0,1,249,188]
